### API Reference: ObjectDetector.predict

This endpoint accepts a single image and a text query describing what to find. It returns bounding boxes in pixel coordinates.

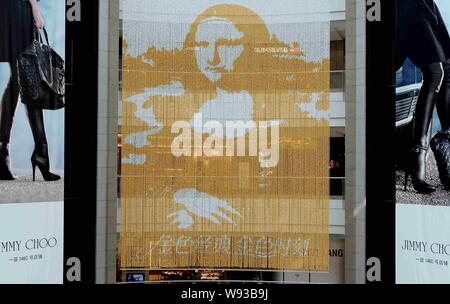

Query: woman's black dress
[396,0,450,69]
[0,0,35,63]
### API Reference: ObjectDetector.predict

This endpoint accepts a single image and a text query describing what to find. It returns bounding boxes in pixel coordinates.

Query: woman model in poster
[397,0,450,193]
[0,0,60,181]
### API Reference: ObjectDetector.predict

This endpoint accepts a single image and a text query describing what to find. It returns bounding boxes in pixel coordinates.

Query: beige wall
[96,0,120,284]
[344,0,366,284]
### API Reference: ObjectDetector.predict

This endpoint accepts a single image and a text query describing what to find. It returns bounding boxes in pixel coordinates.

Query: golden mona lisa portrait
[120,2,330,271]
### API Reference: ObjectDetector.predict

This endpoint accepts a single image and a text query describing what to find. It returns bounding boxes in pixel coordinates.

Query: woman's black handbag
[430,130,450,190]
[17,27,65,110]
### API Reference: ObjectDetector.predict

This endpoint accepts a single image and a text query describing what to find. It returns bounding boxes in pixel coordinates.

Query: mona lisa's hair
[123,4,329,125]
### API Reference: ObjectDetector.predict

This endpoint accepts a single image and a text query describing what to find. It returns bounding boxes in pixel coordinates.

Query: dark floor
[0,174,64,204]
[396,152,450,206]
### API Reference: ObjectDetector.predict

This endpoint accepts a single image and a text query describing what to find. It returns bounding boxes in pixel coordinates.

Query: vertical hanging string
[120,2,330,273]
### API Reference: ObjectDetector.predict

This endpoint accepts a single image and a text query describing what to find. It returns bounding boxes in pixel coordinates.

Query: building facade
[94,0,367,284]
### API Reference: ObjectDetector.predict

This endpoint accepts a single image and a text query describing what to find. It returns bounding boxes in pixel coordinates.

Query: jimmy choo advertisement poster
[0,0,65,284]
[0,0,65,203]
[395,0,450,284]
[119,0,330,270]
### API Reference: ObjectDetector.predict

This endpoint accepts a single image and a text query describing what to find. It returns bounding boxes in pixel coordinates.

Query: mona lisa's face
[194,18,244,82]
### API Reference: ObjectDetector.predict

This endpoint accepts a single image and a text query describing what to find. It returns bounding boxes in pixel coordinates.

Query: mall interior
[91,0,367,284]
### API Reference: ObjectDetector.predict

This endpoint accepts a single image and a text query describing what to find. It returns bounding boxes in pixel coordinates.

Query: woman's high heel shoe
[0,142,15,180]
[31,143,60,182]
[403,172,437,193]
[404,145,436,194]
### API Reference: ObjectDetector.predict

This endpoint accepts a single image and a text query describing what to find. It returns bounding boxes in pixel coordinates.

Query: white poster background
[435,0,450,29]
[0,202,63,284]
[396,204,450,284]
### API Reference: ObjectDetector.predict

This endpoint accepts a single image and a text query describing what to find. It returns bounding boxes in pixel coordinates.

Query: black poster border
[64,0,99,284]
[366,0,396,284]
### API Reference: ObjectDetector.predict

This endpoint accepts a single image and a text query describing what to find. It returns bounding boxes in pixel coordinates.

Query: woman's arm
[28,0,45,29]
